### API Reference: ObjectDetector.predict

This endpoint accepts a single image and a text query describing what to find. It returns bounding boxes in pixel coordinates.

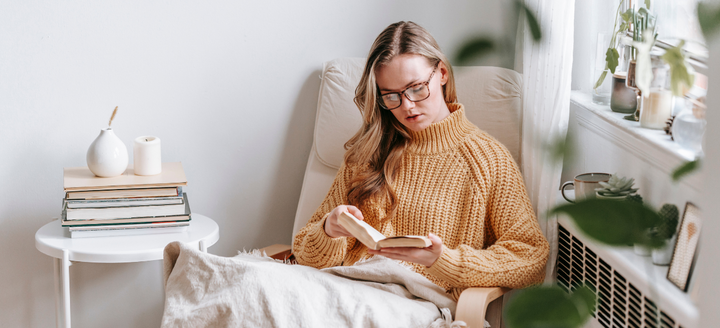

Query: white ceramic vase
[86,128,128,177]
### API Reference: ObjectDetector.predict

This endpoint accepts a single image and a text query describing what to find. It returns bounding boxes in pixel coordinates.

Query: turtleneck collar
[406,103,475,155]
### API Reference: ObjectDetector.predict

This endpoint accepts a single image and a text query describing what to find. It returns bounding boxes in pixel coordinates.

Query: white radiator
[556,217,698,328]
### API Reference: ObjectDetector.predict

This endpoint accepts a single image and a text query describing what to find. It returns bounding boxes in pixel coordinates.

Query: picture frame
[667,202,702,292]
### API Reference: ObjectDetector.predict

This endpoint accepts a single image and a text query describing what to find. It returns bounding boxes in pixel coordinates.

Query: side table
[35,213,220,328]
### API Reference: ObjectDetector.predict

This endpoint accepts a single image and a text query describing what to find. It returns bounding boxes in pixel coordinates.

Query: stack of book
[62,162,192,238]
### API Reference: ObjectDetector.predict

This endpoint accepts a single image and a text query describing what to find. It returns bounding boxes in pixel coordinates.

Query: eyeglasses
[379,64,438,110]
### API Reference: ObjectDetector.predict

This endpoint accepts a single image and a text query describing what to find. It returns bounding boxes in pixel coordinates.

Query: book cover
[66,187,180,200]
[65,201,186,220]
[62,193,192,227]
[63,162,187,191]
[66,196,184,208]
[338,212,431,250]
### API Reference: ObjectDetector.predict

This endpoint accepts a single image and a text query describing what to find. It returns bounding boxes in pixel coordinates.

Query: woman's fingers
[325,205,363,238]
[346,205,364,221]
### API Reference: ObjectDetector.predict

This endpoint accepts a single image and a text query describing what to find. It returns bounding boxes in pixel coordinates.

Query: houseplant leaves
[552,198,664,249]
[504,285,595,328]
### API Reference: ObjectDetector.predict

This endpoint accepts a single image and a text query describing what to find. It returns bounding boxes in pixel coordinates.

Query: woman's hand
[367,233,444,268]
[324,205,365,238]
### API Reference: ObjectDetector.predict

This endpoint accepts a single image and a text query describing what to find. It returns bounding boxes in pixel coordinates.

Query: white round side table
[35,213,219,328]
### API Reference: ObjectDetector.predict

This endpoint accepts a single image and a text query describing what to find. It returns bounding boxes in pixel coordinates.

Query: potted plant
[595,1,656,116]
[649,204,680,265]
[595,174,638,200]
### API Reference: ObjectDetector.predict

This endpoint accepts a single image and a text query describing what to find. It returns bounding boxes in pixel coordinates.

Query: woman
[293,21,549,301]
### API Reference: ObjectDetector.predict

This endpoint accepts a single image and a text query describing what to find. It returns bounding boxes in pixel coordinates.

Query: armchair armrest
[456,287,511,328]
[259,244,293,261]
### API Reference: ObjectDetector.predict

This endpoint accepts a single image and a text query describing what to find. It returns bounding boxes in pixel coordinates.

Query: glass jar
[592,33,612,105]
[639,57,672,129]
[673,99,707,154]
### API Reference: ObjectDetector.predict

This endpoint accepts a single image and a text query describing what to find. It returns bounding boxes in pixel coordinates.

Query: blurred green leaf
[454,37,495,65]
[645,0,651,10]
[504,285,595,328]
[672,159,701,181]
[698,3,720,38]
[593,70,608,90]
[552,199,664,248]
[607,48,619,74]
[621,8,634,24]
[521,2,542,41]
[662,40,694,97]
[618,22,628,34]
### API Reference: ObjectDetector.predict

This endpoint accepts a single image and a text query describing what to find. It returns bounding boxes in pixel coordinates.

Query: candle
[640,89,673,130]
[133,136,162,176]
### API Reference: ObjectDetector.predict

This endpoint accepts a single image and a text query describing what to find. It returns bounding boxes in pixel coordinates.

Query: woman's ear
[438,61,449,86]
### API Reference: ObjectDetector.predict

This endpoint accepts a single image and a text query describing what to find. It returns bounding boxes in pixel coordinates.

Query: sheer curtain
[519,0,575,282]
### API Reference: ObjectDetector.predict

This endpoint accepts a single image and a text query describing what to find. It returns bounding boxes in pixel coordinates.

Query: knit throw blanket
[161,242,470,328]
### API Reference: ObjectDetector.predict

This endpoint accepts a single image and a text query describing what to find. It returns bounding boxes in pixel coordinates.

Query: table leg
[53,258,62,328]
[62,249,71,328]
[199,240,206,253]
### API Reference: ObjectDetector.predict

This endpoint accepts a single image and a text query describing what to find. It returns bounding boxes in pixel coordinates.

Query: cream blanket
[161,242,466,328]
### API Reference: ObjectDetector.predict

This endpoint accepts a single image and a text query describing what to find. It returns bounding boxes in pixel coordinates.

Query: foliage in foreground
[504,285,595,328]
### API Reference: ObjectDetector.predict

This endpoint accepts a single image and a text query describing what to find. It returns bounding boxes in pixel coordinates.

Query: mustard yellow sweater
[292,103,549,300]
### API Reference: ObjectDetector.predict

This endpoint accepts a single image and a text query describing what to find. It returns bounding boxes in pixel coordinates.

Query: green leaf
[454,37,495,65]
[645,0,651,10]
[522,3,542,41]
[672,159,701,181]
[618,22,628,34]
[593,70,608,90]
[606,48,619,74]
[662,40,695,96]
[621,8,634,24]
[552,198,664,248]
[504,285,595,328]
[698,3,720,38]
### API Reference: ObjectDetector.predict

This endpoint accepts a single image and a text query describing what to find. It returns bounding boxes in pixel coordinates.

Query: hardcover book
[66,187,181,200]
[337,211,432,250]
[63,162,187,191]
[61,193,191,227]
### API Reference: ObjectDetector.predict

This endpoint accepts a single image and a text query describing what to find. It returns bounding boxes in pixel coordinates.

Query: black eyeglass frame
[378,63,439,110]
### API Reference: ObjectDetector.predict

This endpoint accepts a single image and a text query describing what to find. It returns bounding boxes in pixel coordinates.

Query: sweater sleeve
[425,142,549,289]
[292,162,352,269]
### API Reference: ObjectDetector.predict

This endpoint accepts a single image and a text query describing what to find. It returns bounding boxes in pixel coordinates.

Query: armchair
[262,58,523,328]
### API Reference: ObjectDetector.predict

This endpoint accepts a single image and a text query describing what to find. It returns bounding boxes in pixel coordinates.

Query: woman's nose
[400,98,415,111]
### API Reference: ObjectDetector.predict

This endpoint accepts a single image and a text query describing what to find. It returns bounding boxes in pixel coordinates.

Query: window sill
[569,91,701,192]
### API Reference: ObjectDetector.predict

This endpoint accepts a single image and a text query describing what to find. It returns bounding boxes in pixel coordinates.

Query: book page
[347,214,387,242]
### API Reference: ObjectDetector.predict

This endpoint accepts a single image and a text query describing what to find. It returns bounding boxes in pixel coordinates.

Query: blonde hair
[345,21,457,219]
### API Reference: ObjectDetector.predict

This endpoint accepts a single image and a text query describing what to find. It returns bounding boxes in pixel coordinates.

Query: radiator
[556,219,698,328]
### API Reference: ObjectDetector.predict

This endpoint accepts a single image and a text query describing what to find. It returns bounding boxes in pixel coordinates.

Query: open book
[338,211,432,250]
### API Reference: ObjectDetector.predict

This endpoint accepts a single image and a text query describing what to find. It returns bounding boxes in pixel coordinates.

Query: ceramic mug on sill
[561,173,612,203]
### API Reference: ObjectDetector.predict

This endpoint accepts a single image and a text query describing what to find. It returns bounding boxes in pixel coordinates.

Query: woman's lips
[406,114,422,122]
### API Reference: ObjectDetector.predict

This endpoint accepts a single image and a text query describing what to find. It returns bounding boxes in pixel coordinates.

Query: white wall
[0,1,511,327]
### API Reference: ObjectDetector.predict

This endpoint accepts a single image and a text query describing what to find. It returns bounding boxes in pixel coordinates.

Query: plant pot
[610,72,638,114]
[634,243,651,256]
[86,128,128,177]
[651,236,677,266]
[595,192,627,200]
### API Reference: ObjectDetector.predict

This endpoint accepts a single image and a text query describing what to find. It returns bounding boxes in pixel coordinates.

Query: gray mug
[561,173,611,203]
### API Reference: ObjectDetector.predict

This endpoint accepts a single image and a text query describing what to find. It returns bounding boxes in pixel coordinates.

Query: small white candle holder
[133,136,162,176]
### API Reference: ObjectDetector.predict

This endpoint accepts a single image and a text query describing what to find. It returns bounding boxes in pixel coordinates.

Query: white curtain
[519,0,575,283]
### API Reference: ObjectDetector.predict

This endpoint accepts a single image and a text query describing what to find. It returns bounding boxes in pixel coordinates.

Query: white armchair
[262,58,523,328]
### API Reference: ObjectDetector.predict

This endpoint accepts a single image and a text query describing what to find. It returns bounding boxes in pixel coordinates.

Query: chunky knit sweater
[292,103,549,300]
